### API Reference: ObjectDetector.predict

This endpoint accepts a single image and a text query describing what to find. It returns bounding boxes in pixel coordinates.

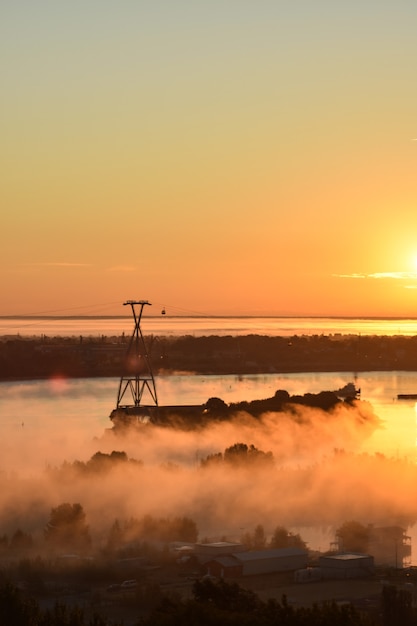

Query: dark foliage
[142,578,379,625]
[201,443,274,468]
[105,514,198,554]
[335,521,370,553]
[44,503,91,552]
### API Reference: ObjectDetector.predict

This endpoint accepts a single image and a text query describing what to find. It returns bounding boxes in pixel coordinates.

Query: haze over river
[2,316,417,560]
[3,315,417,338]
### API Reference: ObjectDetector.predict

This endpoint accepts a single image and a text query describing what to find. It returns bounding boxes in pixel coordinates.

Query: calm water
[2,315,417,337]
[1,371,417,460]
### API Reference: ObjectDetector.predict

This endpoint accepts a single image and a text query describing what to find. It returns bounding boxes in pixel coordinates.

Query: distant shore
[1,333,417,381]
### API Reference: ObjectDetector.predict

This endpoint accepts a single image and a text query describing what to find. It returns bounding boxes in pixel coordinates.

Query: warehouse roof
[322,553,371,562]
[235,548,307,562]
[208,555,241,567]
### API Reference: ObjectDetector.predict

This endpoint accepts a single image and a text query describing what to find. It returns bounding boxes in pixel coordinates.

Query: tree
[241,524,266,550]
[204,397,228,417]
[269,525,307,550]
[224,443,273,468]
[193,578,259,613]
[10,529,33,553]
[106,519,123,553]
[253,524,266,550]
[269,526,290,549]
[44,502,91,552]
[335,520,370,553]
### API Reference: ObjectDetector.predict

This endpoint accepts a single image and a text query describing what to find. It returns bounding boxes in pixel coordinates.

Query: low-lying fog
[1,373,417,556]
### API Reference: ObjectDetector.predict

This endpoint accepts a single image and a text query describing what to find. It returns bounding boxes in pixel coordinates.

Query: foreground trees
[0,576,410,626]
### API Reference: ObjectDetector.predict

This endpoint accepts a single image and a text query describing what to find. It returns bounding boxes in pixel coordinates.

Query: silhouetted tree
[241,524,267,550]
[223,443,274,467]
[106,519,123,553]
[204,396,228,417]
[335,520,370,553]
[10,529,33,553]
[193,577,260,613]
[44,503,91,553]
[269,525,307,549]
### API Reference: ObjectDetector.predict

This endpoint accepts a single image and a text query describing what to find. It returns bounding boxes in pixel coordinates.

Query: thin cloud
[335,272,417,281]
[24,262,91,268]
[107,265,137,272]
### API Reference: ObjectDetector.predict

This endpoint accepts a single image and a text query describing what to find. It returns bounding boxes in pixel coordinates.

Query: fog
[2,380,416,554]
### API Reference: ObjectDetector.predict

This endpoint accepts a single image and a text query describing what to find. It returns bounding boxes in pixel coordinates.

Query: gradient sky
[2,1,417,317]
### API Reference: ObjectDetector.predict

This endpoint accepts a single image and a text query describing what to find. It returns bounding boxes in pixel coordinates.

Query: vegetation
[3,333,417,379]
[335,521,371,554]
[201,443,274,468]
[239,524,307,551]
[0,575,413,625]
[47,451,143,480]
[105,514,199,553]
[44,503,91,553]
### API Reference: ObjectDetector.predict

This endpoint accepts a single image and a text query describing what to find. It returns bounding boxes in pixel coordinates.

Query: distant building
[194,542,245,563]
[368,525,411,568]
[294,567,323,583]
[319,553,374,579]
[204,547,308,578]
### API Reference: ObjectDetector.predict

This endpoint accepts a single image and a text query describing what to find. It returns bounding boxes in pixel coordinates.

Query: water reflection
[2,371,417,459]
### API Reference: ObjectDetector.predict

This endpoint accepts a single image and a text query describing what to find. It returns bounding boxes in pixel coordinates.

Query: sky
[2,1,417,317]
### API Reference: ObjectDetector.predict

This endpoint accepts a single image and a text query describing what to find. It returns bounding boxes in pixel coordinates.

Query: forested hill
[1,333,417,380]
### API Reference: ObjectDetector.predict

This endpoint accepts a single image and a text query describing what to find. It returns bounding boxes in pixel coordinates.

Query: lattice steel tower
[110,300,158,423]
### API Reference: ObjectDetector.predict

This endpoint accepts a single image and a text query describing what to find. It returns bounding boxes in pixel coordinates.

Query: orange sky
[2,2,417,317]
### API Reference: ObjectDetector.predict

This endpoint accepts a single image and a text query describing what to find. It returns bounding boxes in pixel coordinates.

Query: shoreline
[1,333,417,382]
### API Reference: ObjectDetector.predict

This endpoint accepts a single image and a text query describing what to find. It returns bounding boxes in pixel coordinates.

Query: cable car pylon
[110,300,158,426]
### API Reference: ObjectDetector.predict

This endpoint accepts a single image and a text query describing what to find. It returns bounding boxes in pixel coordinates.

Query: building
[194,542,245,563]
[205,547,308,578]
[368,525,411,568]
[319,553,374,579]
[294,567,323,583]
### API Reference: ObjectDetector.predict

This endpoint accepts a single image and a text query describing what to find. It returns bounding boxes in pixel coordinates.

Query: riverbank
[1,333,417,380]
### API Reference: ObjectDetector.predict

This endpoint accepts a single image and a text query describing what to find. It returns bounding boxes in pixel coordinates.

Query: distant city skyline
[2,2,417,317]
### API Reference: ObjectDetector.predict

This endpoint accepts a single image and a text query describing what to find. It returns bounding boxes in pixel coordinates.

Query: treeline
[0,501,199,559]
[141,577,413,626]
[2,333,417,379]
[0,577,414,626]
[5,448,413,560]
[132,390,371,431]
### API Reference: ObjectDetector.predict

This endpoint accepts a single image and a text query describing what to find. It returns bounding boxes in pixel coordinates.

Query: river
[1,370,417,561]
[1,370,417,460]
[3,315,417,338]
